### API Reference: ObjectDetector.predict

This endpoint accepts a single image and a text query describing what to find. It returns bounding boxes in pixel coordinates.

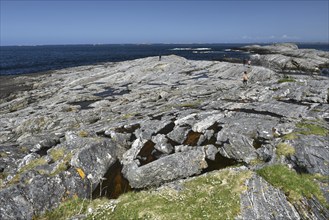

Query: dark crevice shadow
[92,161,132,199]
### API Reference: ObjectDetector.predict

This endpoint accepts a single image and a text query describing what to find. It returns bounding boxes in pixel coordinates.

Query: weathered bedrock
[0,43,328,219]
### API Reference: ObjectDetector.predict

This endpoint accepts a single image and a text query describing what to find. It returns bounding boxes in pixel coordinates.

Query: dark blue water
[0,43,328,76]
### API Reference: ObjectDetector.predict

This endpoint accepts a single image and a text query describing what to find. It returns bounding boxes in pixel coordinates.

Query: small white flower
[87,174,93,179]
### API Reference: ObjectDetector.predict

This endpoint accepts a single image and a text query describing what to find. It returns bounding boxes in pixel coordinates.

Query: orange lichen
[76,168,86,179]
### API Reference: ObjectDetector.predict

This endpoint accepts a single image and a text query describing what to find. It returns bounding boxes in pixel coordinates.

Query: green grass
[278,76,296,84]
[281,120,328,140]
[49,152,73,176]
[257,165,328,208]
[37,169,252,220]
[282,132,298,140]
[49,148,65,161]
[19,158,48,173]
[8,157,48,185]
[276,143,295,157]
[86,169,252,220]
[296,122,329,136]
[33,195,90,220]
[0,152,8,158]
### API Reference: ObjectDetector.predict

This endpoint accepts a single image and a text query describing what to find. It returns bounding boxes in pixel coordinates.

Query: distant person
[248,60,251,67]
[242,71,248,87]
[159,54,162,61]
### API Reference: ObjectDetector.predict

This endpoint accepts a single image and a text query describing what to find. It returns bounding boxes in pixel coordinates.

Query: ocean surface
[1,43,328,76]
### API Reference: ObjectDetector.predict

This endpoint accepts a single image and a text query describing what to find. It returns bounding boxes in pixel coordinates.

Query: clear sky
[1,0,328,45]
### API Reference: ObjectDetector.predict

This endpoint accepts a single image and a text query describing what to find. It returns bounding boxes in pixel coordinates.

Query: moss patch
[296,121,329,136]
[282,132,298,140]
[257,165,328,208]
[49,148,65,161]
[278,76,296,84]
[177,100,202,108]
[276,143,295,157]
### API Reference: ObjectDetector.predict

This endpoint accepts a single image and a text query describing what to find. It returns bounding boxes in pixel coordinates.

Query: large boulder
[289,135,329,175]
[122,148,208,188]
[70,138,117,186]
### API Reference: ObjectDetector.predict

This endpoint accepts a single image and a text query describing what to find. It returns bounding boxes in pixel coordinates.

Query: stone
[167,126,191,144]
[289,135,329,175]
[151,134,174,154]
[204,144,218,160]
[0,185,33,220]
[22,175,66,214]
[70,138,117,185]
[122,149,208,188]
[239,174,300,220]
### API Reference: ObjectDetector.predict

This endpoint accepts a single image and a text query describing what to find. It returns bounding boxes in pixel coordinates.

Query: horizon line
[1,41,329,47]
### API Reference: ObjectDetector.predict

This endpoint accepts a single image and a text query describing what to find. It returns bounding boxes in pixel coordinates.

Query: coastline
[0,43,328,219]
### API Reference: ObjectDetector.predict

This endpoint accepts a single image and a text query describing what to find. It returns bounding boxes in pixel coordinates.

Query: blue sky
[0,0,328,45]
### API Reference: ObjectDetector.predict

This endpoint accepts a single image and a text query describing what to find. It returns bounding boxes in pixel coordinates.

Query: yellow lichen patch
[76,168,86,179]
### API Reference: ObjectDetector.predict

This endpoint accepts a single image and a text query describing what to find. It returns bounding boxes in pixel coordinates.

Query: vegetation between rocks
[257,164,328,208]
[36,169,252,220]
[296,121,329,136]
[282,120,328,140]
[276,142,295,157]
[277,76,296,84]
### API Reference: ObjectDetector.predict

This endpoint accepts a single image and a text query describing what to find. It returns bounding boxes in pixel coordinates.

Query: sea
[0,43,328,76]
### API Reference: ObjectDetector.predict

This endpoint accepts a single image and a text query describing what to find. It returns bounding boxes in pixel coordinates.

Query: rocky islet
[0,43,329,219]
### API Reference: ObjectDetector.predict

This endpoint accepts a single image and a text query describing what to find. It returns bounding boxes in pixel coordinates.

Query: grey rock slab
[295,197,329,220]
[0,185,33,220]
[217,131,257,163]
[239,174,300,220]
[22,175,66,214]
[166,125,191,145]
[289,135,329,175]
[70,138,117,185]
[135,119,175,140]
[216,113,279,162]
[123,149,208,188]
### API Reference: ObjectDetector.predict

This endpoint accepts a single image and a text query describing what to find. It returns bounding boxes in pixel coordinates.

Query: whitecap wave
[193,51,225,54]
[169,47,212,51]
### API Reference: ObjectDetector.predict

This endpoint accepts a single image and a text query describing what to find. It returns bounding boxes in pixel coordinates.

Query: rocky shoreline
[0,43,329,219]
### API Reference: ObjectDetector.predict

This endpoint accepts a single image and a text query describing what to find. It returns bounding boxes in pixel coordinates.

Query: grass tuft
[276,143,295,157]
[33,195,89,220]
[278,76,296,84]
[257,165,328,208]
[49,148,65,161]
[296,122,329,136]
[282,132,298,140]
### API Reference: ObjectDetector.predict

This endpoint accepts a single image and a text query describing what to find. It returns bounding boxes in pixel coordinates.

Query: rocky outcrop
[0,44,328,219]
[240,43,329,74]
